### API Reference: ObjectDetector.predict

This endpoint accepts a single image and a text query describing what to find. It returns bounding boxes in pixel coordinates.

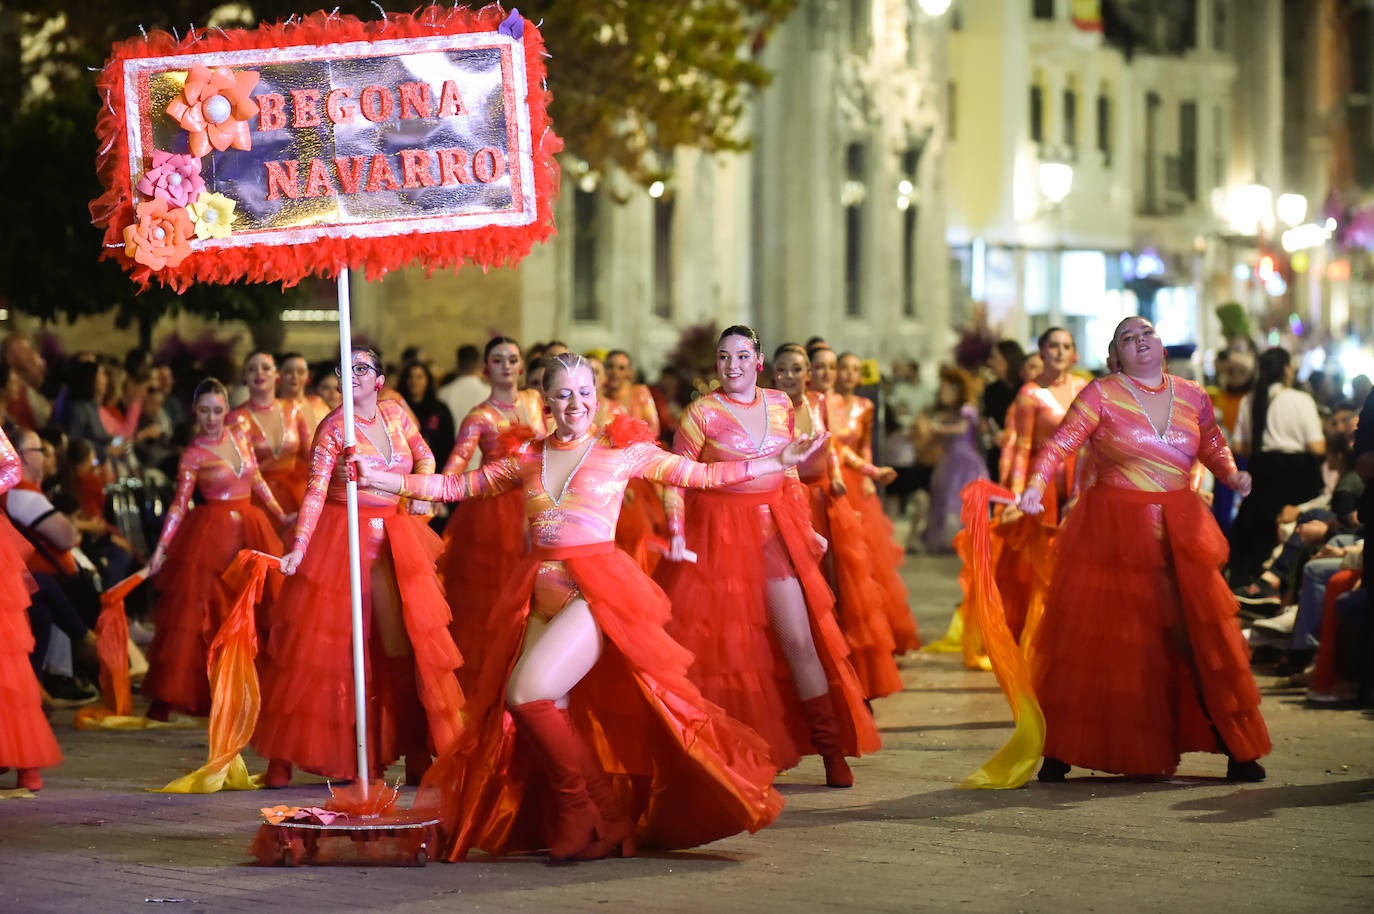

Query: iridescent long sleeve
[443,409,486,474]
[442,390,548,473]
[1027,376,1237,497]
[0,429,23,494]
[154,452,201,552]
[400,434,756,547]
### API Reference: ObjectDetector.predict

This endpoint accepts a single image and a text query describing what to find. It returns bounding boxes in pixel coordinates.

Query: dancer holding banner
[255,347,464,788]
[143,379,287,721]
[359,352,814,861]
[1018,316,1270,782]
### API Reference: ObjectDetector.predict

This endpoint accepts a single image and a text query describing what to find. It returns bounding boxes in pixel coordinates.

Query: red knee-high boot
[800,693,854,788]
[509,699,605,861]
[560,708,635,860]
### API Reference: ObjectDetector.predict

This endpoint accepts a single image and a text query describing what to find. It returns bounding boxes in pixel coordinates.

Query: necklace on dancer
[356,409,380,426]
[722,389,761,407]
[247,397,277,412]
[1124,373,1168,394]
[547,428,596,450]
[1120,375,1175,439]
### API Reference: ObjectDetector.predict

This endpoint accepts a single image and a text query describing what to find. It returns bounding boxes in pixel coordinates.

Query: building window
[1213,105,1227,191]
[1179,100,1198,202]
[652,195,674,320]
[900,146,922,319]
[1032,0,1054,20]
[1097,92,1112,164]
[1030,85,1044,144]
[843,142,868,318]
[1063,87,1077,148]
[848,0,871,51]
[948,81,958,141]
[572,187,600,321]
[1213,0,1228,52]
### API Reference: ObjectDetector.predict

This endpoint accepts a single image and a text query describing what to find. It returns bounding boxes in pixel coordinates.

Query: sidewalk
[3,552,1372,914]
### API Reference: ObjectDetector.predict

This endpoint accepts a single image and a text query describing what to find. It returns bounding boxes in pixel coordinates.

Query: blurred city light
[1037,161,1073,205]
[1276,193,1308,227]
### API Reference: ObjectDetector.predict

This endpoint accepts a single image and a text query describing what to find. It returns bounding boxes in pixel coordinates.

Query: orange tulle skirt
[840,467,919,653]
[614,477,667,573]
[0,517,60,771]
[807,480,902,700]
[655,483,879,772]
[1031,485,1271,775]
[439,488,527,694]
[261,461,308,517]
[142,499,282,716]
[415,541,784,859]
[253,503,464,780]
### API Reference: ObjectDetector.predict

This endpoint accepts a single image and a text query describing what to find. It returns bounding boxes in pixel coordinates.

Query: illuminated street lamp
[1038,160,1074,205]
[1276,193,1308,227]
[918,0,953,14]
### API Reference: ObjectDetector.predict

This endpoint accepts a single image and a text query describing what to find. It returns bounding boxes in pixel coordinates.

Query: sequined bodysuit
[1003,376,1089,496]
[231,399,310,481]
[403,427,757,620]
[443,390,549,473]
[155,425,283,550]
[293,399,435,558]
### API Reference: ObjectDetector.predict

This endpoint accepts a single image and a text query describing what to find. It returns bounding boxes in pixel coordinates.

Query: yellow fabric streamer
[955,479,1047,790]
[154,549,279,794]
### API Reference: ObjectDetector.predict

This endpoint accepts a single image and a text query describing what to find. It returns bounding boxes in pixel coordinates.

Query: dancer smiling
[439,336,548,694]
[230,350,311,522]
[359,351,813,861]
[254,347,463,788]
[657,327,880,788]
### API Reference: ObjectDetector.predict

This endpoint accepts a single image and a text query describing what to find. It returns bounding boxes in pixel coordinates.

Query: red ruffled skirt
[614,477,668,573]
[439,488,527,694]
[253,503,464,779]
[142,499,282,716]
[655,483,879,771]
[840,467,919,652]
[261,461,308,517]
[1031,485,1271,775]
[415,542,784,859]
[807,481,902,699]
[0,517,60,771]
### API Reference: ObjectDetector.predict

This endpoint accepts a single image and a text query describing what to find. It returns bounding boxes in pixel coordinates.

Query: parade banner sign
[91,6,561,290]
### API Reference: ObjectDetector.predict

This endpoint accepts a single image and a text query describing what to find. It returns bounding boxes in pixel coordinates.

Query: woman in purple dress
[924,366,989,552]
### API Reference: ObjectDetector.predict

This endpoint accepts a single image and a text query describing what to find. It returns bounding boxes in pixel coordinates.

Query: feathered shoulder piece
[606,415,657,448]
[493,424,538,458]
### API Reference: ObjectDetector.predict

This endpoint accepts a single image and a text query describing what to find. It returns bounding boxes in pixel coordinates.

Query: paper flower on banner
[122,198,195,270]
[187,191,236,240]
[499,9,525,40]
[136,151,205,209]
[165,64,260,159]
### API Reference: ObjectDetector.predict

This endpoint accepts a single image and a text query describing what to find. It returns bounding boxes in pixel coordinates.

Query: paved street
[3,548,1373,914]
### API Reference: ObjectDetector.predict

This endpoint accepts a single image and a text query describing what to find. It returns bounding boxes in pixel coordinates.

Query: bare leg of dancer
[765,575,854,787]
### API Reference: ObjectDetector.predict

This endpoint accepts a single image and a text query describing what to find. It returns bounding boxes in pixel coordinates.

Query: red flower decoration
[165,64,260,158]
[122,198,195,270]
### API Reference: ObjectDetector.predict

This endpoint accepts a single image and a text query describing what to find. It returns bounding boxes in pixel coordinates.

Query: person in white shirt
[436,344,490,469]
[1228,347,1327,585]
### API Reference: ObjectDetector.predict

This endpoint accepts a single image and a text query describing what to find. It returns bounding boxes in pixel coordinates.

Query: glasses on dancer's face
[335,362,380,378]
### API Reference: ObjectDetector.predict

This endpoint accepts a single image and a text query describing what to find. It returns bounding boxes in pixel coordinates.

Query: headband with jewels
[90,5,561,292]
